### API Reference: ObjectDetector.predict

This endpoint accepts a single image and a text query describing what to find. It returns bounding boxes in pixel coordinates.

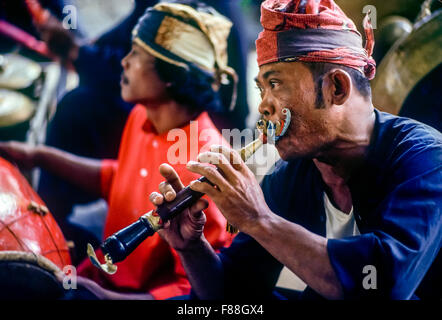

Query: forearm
[96,290,153,300]
[34,145,102,196]
[177,236,225,300]
[76,276,153,300]
[247,213,344,299]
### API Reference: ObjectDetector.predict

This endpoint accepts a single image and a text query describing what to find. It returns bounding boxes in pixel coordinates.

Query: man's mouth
[266,108,292,144]
[121,74,129,85]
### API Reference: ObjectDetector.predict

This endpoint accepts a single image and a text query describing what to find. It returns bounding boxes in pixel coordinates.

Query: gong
[0,53,42,91]
[0,88,35,127]
[372,8,442,115]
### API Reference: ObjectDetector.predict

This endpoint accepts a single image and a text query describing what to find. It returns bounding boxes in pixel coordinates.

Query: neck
[141,100,198,134]
[316,101,375,179]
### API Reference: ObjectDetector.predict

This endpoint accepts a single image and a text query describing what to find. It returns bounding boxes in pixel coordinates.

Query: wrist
[68,43,80,62]
[33,145,54,169]
[175,234,208,255]
[32,145,44,167]
[242,207,276,238]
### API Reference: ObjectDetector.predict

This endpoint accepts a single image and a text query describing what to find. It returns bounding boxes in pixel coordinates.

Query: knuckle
[218,153,229,165]
[158,181,167,189]
[204,166,216,175]
[225,187,236,197]
[164,182,173,190]
[149,192,159,202]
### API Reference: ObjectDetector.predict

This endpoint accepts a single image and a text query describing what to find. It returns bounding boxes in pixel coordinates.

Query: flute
[87,118,283,275]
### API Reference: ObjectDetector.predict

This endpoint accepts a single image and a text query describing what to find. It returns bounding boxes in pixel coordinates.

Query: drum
[0,156,71,298]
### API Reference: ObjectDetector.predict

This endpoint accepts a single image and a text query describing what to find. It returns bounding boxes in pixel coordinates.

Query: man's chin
[276,143,314,161]
[121,92,136,104]
[275,144,296,161]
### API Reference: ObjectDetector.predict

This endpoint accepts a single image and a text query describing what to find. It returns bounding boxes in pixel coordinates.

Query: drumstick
[0,20,51,58]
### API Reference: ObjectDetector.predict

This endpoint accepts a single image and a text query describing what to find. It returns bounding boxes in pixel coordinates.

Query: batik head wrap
[132,2,238,109]
[256,0,376,80]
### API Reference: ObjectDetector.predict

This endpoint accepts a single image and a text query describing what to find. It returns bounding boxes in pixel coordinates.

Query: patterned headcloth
[132,2,238,109]
[256,0,376,80]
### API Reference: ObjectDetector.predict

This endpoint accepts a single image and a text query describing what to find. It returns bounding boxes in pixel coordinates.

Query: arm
[34,144,102,196]
[0,141,102,196]
[176,237,225,300]
[247,213,343,299]
[326,165,442,299]
[188,145,442,299]
[150,164,225,300]
[186,145,344,299]
[74,276,153,300]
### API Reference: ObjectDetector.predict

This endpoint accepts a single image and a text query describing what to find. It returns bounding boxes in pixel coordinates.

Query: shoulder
[117,104,151,152]
[370,110,442,180]
[124,104,150,132]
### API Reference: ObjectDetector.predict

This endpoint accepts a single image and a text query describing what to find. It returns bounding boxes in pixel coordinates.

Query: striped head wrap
[256,0,376,80]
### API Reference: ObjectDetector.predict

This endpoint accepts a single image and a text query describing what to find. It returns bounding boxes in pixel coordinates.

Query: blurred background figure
[34,0,155,254]
[0,0,71,52]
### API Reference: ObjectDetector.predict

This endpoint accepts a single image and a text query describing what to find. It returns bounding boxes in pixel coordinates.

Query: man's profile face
[255,61,339,160]
[120,43,169,104]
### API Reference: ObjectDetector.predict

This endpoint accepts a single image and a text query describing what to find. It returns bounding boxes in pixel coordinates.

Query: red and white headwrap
[256,0,376,80]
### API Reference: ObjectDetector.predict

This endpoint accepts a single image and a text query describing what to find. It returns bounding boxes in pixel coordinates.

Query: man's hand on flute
[151,163,209,252]
[186,145,273,235]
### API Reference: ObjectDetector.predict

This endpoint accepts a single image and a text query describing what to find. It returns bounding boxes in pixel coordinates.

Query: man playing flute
[152,0,442,299]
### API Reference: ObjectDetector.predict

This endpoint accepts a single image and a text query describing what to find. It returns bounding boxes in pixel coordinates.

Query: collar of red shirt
[139,106,213,139]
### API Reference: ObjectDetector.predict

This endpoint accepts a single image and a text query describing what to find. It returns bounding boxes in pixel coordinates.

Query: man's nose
[121,55,129,69]
[258,93,275,119]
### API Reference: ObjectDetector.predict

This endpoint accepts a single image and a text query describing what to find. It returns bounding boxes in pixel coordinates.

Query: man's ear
[322,69,352,106]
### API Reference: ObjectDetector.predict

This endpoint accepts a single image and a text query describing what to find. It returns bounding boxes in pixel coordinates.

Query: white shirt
[324,192,360,239]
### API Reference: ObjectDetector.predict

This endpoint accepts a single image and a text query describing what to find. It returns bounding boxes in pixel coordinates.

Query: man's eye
[269,80,278,88]
[255,86,264,96]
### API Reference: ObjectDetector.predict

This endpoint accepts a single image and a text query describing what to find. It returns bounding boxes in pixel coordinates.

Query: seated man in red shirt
[0,0,236,299]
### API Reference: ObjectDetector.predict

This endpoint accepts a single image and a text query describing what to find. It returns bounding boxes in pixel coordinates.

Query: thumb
[188,199,208,223]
